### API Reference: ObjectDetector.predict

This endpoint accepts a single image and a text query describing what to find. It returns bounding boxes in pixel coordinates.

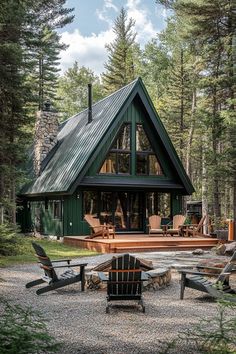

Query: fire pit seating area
[85,254,171,291]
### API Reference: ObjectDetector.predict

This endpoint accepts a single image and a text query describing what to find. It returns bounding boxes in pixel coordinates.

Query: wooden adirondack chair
[148,215,164,235]
[181,215,207,237]
[166,215,186,236]
[26,242,87,295]
[98,254,148,313]
[178,250,236,301]
[84,214,115,239]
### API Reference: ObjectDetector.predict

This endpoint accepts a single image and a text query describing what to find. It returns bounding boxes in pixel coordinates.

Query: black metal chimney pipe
[88,83,92,123]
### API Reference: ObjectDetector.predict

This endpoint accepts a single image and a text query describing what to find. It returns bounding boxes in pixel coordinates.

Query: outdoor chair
[166,214,186,236]
[181,215,207,237]
[98,254,148,313]
[84,214,115,239]
[26,242,87,295]
[148,215,164,235]
[178,250,236,301]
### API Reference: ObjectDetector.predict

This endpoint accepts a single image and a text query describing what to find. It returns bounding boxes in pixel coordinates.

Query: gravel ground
[1,251,236,354]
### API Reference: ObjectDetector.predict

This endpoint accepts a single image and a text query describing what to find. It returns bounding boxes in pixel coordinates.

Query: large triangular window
[99,124,131,174]
[136,124,163,176]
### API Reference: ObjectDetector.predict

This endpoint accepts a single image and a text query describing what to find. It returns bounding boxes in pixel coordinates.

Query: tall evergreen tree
[0,0,74,223]
[56,62,105,121]
[102,7,137,93]
[156,0,236,231]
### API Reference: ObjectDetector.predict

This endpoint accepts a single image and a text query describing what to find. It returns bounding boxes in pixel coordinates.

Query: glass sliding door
[114,192,143,231]
[83,190,144,232]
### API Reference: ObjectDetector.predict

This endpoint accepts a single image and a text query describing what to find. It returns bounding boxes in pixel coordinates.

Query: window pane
[118,153,130,174]
[83,191,98,216]
[100,192,113,224]
[136,154,148,175]
[146,192,170,218]
[53,201,62,219]
[99,153,116,174]
[136,124,152,151]
[112,124,131,150]
[149,155,163,175]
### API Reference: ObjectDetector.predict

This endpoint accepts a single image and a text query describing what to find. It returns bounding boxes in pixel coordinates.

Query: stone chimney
[33,100,59,177]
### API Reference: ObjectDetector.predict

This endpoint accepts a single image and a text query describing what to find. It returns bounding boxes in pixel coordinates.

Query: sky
[59,0,169,76]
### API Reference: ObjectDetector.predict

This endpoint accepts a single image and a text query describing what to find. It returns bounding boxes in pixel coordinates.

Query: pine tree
[56,62,105,121]
[156,0,236,230]
[102,7,137,93]
[0,0,74,223]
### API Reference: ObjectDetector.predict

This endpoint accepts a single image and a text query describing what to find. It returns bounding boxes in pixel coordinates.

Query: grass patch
[0,236,99,267]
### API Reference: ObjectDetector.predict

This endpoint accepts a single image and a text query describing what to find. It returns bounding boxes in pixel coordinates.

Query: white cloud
[126,0,158,46]
[96,0,119,27]
[59,0,160,76]
[59,29,115,76]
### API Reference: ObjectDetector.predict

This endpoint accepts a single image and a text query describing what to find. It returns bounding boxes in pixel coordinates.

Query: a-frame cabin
[19,78,195,237]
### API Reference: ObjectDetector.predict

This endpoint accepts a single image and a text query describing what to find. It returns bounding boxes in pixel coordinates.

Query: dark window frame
[135,124,163,176]
[52,200,62,220]
[99,123,131,175]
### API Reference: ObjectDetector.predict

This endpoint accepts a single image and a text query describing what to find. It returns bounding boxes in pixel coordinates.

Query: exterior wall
[19,199,63,236]
[63,192,89,236]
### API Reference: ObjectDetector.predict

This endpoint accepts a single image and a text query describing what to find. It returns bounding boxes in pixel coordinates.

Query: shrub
[0,223,23,256]
[0,298,59,354]
[182,301,236,354]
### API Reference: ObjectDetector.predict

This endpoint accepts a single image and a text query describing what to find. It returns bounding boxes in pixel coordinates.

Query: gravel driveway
[1,251,235,354]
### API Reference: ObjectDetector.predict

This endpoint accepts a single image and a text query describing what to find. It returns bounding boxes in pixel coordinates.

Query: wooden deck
[64,234,219,253]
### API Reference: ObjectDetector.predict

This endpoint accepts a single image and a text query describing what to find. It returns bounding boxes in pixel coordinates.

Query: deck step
[111,243,217,253]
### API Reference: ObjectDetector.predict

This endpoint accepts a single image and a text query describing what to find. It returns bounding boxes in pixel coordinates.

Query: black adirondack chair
[26,242,87,295]
[178,250,236,301]
[98,254,148,313]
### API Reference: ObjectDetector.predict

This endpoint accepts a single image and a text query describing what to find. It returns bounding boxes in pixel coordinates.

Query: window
[53,200,62,220]
[83,191,98,217]
[136,124,163,176]
[99,124,131,174]
[146,192,170,217]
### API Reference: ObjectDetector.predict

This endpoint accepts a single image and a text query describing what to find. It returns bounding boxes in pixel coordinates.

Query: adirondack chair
[178,250,236,301]
[181,215,207,237]
[84,214,115,239]
[98,254,148,313]
[166,214,186,236]
[26,242,87,295]
[148,215,164,235]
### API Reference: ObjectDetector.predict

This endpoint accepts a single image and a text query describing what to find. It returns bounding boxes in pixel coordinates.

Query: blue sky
[59,0,168,76]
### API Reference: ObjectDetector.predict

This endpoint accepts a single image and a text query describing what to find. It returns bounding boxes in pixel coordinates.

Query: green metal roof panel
[22,79,138,195]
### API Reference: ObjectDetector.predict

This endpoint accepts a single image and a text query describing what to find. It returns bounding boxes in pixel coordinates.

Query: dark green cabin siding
[63,192,90,236]
[19,199,63,236]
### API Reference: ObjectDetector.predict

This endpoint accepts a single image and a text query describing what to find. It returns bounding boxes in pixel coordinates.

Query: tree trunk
[186,88,196,177]
[179,48,184,161]
[202,132,209,234]
[212,88,221,221]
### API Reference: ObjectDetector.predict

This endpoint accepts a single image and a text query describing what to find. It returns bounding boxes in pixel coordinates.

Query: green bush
[182,301,236,354]
[0,298,59,354]
[0,223,23,256]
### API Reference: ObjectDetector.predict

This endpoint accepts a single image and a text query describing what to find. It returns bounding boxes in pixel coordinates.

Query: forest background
[0,0,235,232]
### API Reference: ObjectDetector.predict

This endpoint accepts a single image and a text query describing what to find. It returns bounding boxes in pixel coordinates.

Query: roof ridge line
[59,78,140,127]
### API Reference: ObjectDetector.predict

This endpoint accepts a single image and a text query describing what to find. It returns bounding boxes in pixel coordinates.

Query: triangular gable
[21,78,194,196]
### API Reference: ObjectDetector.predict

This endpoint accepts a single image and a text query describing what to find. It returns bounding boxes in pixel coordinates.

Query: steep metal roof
[22,79,138,195]
[21,77,194,196]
